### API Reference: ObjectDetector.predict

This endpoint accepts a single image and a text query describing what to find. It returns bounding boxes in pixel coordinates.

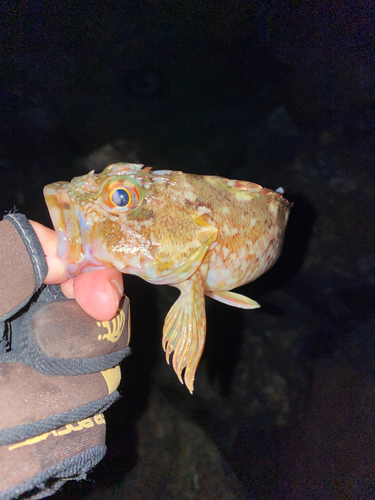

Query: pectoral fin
[162,272,206,393]
[205,290,260,309]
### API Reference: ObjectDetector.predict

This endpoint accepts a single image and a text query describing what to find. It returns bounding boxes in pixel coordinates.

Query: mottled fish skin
[44,163,292,393]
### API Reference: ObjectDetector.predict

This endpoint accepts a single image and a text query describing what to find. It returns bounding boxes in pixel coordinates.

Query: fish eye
[101,176,143,214]
[110,188,131,207]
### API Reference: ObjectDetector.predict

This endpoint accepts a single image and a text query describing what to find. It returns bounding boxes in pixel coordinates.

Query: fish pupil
[111,188,130,207]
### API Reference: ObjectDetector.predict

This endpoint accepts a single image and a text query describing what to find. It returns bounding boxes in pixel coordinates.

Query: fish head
[44,163,217,281]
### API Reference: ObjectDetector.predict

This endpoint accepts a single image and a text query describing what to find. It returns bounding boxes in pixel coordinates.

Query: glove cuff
[0,413,107,500]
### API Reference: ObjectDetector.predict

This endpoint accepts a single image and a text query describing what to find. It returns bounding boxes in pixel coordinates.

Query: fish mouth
[44,182,104,277]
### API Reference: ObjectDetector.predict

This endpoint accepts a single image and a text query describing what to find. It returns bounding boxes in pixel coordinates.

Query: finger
[29,220,67,284]
[72,268,124,321]
[60,278,75,299]
[29,220,124,320]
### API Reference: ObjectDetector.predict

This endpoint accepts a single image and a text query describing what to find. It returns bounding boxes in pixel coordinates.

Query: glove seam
[4,213,48,288]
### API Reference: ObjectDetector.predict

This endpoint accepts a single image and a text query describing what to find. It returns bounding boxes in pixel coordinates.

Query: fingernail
[111,278,123,302]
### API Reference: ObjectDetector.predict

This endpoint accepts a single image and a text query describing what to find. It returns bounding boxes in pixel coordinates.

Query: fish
[44,163,292,393]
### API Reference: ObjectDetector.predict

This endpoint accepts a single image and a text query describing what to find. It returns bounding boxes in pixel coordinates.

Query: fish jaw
[43,181,106,277]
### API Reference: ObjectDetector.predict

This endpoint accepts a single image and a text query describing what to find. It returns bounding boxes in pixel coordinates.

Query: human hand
[0,215,130,500]
[29,221,123,321]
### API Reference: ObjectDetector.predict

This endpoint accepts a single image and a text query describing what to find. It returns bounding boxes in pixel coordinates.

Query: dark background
[1,1,374,498]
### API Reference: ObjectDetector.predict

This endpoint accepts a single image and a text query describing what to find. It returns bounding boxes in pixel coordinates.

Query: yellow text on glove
[8,414,105,451]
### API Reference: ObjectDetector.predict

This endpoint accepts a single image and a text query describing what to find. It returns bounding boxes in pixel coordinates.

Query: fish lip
[43,181,87,277]
[43,181,70,239]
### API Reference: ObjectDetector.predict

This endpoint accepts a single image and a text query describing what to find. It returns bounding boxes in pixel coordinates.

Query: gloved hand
[0,214,130,500]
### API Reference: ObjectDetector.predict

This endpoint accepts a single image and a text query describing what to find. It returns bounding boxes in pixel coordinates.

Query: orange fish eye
[101,176,143,214]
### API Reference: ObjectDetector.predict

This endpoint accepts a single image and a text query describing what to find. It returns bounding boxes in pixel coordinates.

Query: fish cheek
[91,217,126,263]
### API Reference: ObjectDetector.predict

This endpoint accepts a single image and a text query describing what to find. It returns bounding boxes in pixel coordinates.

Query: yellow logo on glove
[97,307,126,343]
